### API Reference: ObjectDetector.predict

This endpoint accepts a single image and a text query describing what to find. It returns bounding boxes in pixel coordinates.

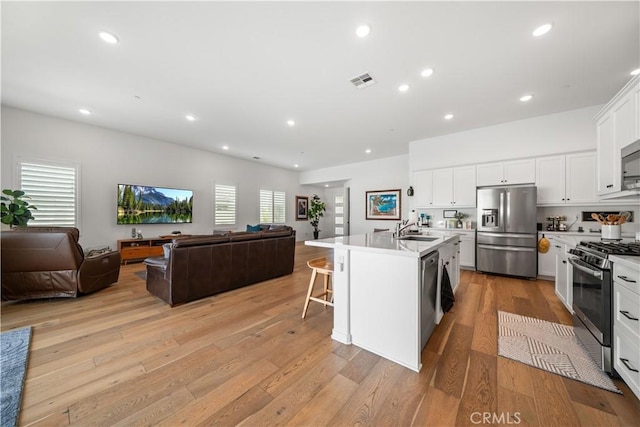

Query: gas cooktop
[578,241,640,257]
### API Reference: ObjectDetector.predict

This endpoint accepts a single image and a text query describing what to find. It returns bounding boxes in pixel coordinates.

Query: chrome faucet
[393,219,413,238]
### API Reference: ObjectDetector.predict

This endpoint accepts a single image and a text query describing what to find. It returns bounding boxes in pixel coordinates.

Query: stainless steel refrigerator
[476,185,537,279]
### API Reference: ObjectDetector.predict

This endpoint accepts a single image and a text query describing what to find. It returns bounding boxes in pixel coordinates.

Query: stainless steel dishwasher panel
[421,251,440,350]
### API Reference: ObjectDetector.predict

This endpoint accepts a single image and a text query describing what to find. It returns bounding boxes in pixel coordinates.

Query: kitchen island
[305,231,460,372]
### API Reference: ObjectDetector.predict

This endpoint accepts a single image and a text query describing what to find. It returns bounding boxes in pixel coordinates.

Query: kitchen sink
[397,235,439,242]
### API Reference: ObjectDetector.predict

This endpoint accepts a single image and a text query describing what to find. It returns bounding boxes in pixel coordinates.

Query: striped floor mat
[498,311,621,394]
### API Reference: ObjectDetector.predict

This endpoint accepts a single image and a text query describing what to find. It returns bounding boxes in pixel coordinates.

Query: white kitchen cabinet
[537,234,559,278]
[566,152,597,204]
[612,259,640,400]
[412,170,433,208]
[595,75,639,196]
[432,165,476,207]
[536,152,596,205]
[476,159,535,187]
[457,231,475,270]
[555,244,573,314]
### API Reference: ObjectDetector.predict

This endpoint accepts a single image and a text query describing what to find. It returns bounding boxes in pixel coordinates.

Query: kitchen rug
[497,311,621,394]
[1,326,33,427]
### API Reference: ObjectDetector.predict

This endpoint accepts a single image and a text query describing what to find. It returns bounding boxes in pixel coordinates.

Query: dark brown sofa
[1,227,121,301]
[143,226,296,306]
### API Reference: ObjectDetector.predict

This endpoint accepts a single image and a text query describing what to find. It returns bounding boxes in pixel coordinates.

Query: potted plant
[1,189,37,227]
[454,211,466,228]
[308,194,326,239]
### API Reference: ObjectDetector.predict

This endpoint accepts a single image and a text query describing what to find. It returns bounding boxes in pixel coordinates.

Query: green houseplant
[1,189,37,227]
[308,194,326,240]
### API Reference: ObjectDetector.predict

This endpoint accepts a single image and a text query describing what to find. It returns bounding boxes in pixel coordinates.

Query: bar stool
[302,257,334,319]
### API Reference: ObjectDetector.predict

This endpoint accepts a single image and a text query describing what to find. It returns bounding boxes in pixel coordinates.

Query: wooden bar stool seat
[302,257,334,319]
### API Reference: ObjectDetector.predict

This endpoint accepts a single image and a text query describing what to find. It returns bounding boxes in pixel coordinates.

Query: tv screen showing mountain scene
[117,184,193,224]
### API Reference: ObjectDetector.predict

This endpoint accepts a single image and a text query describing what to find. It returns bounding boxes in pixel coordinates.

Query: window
[214,183,237,225]
[259,189,286,224]
[18,158,79,227]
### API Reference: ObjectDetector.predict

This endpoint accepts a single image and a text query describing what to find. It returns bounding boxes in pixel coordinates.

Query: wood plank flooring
[2,242,639,426]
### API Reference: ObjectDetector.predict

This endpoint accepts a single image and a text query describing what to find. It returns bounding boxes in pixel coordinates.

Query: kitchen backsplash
[413,205,639,234]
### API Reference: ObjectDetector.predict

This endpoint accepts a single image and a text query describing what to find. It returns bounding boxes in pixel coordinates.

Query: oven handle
[568,257,603,280]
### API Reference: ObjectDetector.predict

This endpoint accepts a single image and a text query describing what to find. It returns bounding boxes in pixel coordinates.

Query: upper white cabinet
[411,170,433,207]
[595,75,640,196]
[536,152,596,205]
[432,165,476,207]
[476,159,535,187]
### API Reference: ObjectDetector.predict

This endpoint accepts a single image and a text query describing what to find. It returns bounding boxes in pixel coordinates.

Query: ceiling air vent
[349,72,376,89]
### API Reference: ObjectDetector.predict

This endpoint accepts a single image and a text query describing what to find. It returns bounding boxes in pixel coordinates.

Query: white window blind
[214,183,237,225]
[259,189,286,224]
[19,159,79,227]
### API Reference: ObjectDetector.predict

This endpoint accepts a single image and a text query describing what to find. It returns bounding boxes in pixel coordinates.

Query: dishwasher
[421,251,439,350]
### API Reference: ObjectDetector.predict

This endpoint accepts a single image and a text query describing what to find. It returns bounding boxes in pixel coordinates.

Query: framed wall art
[365,189,401,220]
[295,195,309,220]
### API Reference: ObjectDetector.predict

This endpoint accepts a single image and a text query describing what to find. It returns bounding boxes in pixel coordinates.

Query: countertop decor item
[308,194,326,239]
[1,189,37,227]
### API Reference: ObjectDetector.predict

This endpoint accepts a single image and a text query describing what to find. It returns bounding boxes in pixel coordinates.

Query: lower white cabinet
[537,234,559,278]
[555,245,573,314]
[455,230,475,270]
[612,260,640,400]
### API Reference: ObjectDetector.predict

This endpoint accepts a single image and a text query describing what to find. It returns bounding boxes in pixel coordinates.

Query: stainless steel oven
[569,241,640,373]
[569,256,612,372]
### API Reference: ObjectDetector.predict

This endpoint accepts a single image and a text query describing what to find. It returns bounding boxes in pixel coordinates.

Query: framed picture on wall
[295,195,309,220]
[365,189,401,220]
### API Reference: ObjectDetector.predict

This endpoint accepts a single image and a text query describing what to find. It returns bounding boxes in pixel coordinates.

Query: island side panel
[350,250,422,372]
[331,248,352,344]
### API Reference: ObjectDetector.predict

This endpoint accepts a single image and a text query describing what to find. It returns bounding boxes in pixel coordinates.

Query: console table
[117,235,189,264]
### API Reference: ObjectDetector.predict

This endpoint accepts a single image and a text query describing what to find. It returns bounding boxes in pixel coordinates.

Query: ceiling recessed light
[186,115,197,121]
[532,23,553,37]
[325,184,329,188]
[287,120,296,126]
[356,25,371,38]
[294,164,299,168]
[99,31,119,44]
[222,145,229,150]
[365,149,372,154]
[78,108,92,115]
[520,94,534,102]
[444,114,454,120]
[421,68,434,77]
[398,84,409,92]
[630,68,640,76]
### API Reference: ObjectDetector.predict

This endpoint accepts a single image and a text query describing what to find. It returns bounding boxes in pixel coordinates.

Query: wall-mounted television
[117,184,193,224]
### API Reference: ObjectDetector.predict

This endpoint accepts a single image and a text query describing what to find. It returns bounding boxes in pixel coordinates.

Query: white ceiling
[2,1,639,171]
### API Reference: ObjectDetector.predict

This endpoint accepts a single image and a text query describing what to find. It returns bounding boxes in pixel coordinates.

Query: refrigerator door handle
[478,244,536,252]
[499,191,505,231]
[505,191,511,231]
[477,232,536,239]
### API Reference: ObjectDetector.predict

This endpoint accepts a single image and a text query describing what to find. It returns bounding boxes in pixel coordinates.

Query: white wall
[1,106,318,248]
[409,105,602,171]
[300,155,410,235]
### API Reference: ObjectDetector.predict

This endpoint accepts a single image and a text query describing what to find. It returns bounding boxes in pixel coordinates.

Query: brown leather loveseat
[143,226,296,306]
[1,227,121,301]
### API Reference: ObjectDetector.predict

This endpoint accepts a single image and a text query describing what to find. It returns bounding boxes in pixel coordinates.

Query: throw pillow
[85,246,112,258]
[246,224,261,232]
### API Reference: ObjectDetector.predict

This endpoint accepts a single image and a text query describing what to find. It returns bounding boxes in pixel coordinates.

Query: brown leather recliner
[1,227,121,301]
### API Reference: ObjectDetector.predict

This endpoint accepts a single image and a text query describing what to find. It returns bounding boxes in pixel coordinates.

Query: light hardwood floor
[2,242,639,426]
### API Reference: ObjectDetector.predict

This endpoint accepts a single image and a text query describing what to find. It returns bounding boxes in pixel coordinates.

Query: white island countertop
[306,231,459,258]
